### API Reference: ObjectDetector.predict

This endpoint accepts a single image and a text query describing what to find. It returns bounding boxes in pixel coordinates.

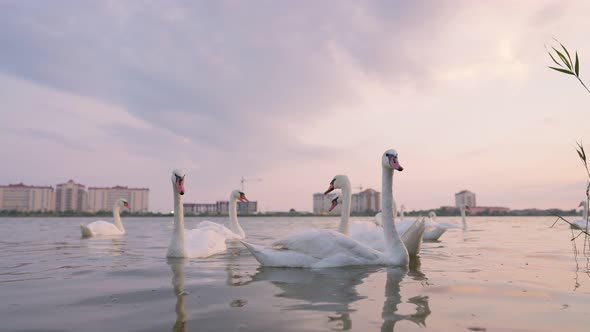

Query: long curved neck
[339,181,352,235]
[229,196,245,237]
[460,207,467,230]
[172,186,185,250]
[113,205,124,232]
[584,202,588,221]
[382,167,407,260]
[399,205,405,220]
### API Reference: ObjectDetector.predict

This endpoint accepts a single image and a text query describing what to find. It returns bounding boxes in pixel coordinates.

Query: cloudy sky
[1,1,590,212]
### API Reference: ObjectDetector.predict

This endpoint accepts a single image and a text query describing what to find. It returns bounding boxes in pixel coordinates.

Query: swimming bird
[80,198,129,238]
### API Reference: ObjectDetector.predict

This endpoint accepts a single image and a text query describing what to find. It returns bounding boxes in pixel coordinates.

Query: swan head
[324,175,350,194]
[382,149,403,171]
[428,211,436,218]
[117,198,130,210]
[579,201,587,208]
[171,169,186,196]
[329,196,342,212]
[231,190,249,202]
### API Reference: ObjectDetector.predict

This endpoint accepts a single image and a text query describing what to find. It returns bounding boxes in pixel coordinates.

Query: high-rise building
[183,200,258,215]
[87,186,149,213]
[351,189,381,214]
[55,180,87,212]
[312,192,340,215]
[0,183,55,212]
[455,190,476,208]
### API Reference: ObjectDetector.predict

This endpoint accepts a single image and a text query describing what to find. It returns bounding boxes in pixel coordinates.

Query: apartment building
[87,185,149,213]
[0,183,55,212]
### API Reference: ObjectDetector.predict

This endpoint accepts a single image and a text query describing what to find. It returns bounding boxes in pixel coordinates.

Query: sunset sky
[1,1,590,212]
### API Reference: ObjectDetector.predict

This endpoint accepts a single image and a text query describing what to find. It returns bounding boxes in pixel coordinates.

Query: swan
[80,198,129,238]
[422,211,447,241]
[195,190,248,239]
[324,175,425,256]
[571,200,589,230]
[241,149,409,268]
[167,169,227,258]
[434,206,468,231]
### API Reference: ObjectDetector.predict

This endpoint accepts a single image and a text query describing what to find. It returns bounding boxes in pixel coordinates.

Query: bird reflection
[249,266,378,330]
[167,258,188,332]
[381,257,431,331]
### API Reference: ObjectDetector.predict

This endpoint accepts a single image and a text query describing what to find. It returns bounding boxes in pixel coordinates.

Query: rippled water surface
[1,216,589,332]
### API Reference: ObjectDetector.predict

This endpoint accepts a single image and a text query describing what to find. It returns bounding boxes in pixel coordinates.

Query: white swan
[195,190,248,240]
[167,169,227,258]
[324,175,425,256]
[423,211,447,241]
[571,200,589,230]
[241,149,409,268]
[434,206,468,231]
[80,198,129,238]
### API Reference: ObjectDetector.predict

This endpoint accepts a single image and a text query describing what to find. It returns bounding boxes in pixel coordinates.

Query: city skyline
[1,2,590,212]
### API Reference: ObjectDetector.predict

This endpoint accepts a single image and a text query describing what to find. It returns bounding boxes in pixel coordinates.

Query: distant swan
[195,190,248,239]
[572,200,589,231]
[80,198,129,238]
[325,175,425,256]
[167,169,227,258]
[241,149,409,268]
[423,211,447,241]
[434,206,468,231]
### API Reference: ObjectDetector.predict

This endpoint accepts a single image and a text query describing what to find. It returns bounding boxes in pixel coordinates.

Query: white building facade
[351,189,381,214]
[87,186,149,213]
[55,180,88,212]
[0,183,55,212]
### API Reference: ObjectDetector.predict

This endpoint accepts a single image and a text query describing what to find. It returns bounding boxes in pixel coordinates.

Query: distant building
[0,183,55,212]
[455,190,476,208]
[184,203,217,215]
[55,180,87,212]
[312,192,340,215]
[184,200,258,215]
[87,186,149,213]
[352,189,381,214]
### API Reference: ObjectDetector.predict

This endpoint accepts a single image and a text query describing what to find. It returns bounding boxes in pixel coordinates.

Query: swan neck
[399,205,405,220]
[113,205,124,232]
[172,187,185,247]
[584,201,588,221]
[228,196,244,237]
[382,168,407,261]
[460,207,467,230]
[338,181,352,235]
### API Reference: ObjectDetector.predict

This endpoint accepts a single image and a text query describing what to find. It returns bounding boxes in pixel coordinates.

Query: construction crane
[240,176,263,191]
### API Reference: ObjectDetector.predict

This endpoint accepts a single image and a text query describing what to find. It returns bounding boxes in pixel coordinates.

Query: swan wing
[423,226,446,241]
[196,220,244,240]
[184,228,227,258]
[243,229,382,268]
[81,220,123,237]
[400,218,425,256]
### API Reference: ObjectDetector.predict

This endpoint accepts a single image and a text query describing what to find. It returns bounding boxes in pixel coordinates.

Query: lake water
[0,216,589,332]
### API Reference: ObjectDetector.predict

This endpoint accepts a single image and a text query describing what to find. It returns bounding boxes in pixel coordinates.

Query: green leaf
[575,51,579,76]
[560,43,573,67]
[553,47,572,69]
[548,66,574,75]
[547,51,562,67]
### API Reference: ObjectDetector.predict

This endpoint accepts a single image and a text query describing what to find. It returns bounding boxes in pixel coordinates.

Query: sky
[1,1,590,212]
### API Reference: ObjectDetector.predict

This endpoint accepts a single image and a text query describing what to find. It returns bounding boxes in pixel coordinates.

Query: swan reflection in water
[168,258,189,332]
[247,257,430,331]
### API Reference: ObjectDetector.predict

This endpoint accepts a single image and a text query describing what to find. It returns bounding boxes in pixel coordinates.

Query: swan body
[195,190,248,239]
[242,149,409,268]
[80,199,129,238]
[167,169,227,258]
[572,200,589,230]
[326,176,425,256]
